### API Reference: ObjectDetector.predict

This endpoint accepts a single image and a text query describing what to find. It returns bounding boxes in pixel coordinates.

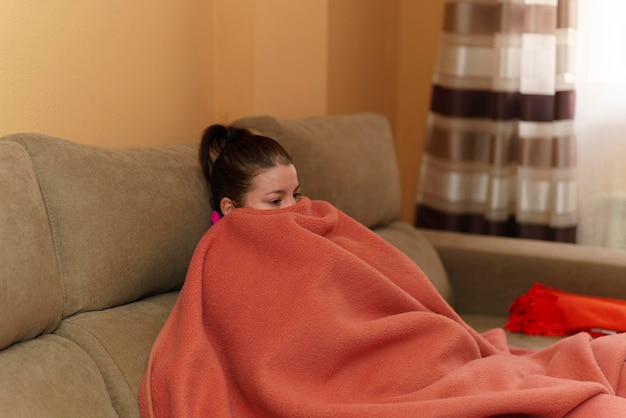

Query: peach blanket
[140,198,626,417]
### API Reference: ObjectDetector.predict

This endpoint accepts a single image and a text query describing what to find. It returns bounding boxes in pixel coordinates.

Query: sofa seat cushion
[55,292,179,418]
[463,314,563,350]
[0,334,117,417]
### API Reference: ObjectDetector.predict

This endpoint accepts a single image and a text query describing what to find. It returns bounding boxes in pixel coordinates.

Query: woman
[140,124,626,417]
[199,124,301,219]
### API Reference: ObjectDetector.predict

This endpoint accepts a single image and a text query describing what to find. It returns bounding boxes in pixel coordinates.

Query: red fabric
[506,283,626,337]
[140,198,626,417]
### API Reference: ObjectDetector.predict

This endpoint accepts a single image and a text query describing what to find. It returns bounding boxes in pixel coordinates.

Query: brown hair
[199,124,294,215]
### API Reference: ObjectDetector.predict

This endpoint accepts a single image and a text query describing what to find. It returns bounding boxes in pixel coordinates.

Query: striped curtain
[415,0,578,243]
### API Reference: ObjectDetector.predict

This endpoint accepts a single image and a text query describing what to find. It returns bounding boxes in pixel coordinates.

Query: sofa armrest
[419,229,626,316]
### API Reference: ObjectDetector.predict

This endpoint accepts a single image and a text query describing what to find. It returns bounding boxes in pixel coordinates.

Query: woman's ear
[220,197,236,216]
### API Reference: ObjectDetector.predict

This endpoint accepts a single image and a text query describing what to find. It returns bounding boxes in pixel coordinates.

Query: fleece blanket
[140,198,626,417]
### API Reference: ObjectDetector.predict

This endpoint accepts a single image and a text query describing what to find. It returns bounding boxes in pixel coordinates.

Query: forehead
[251,164,299,191]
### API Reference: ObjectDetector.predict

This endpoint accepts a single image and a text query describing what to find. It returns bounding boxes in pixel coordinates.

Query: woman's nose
[284,196,297,208]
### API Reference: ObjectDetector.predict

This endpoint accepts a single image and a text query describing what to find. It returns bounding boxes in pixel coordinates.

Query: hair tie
[225,131,237,144]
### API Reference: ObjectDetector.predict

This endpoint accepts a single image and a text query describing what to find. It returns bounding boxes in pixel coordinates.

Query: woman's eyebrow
[263,185,300,196]
[264,189,286,196]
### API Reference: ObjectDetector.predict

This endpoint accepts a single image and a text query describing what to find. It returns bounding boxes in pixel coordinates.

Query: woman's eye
[294,192,301,201]
[269,199,281,206]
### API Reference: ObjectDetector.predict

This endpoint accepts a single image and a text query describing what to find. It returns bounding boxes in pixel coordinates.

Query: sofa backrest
[0,134,212,324]
[0,141,62,351]
[234,113,401,229]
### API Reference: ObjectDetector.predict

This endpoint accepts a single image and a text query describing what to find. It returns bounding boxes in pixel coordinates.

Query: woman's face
[220,163,301,215]
[242,164,301,210]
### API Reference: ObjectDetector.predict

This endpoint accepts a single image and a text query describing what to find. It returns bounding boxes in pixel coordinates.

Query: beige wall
[396,0,444,222]
[0,1,214,147]
[213,0,328,122]
[327,0,399,121]
[0,0,444,222]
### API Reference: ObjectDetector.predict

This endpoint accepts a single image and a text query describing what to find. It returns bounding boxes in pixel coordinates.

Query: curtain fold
[415,0,578,243]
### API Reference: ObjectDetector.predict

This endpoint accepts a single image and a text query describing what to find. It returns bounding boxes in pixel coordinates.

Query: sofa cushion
[0,141,62,350]
[2,134,211,317]
[55,292,179,417]
[463,314,562,350]
[234,113,401,229]
[374,221,454,306]
[0,335,117,417]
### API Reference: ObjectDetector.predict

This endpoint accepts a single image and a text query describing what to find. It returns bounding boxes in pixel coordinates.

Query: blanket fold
[141,198,626,417]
